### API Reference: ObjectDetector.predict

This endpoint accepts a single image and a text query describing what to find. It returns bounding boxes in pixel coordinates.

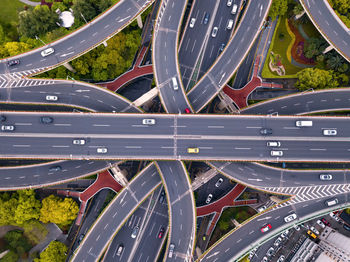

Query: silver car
[1,125,15,131]
[73,139,86,145]
[323,129,337,136]
[205,194,213,204]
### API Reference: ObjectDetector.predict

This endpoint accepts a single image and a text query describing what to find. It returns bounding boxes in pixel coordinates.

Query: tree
[293,3,304,16]
[304,37,327,59]
[0,250,19,262]
[346,208,350,215]
[72,0,98,23]
[51,2,68,12]
[34,241,67,262]
[14,189,41,225]
[329,0,350,14]
[4,230,32,257]
[40,195,79,226]
[295,68,339,91]
[268,0,288,20]
[218,220,230,231]
[0,195,18,225]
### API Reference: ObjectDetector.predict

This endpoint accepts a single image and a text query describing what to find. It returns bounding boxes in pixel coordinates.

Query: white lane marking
[93,124,110,127]
[309,148,326,151]
[54,123,71,126]
[208,126,224,128]
[52,145,70,148]
[125,146,142,149]
[283,127,299,129]
[246,126,261,129]
[235,147,251,150]
[15,123,32,125]
[13,145,31,147]
[200,147,213,150]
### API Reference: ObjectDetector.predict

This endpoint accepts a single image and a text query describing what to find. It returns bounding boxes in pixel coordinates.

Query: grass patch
[0,0,24,24]
[261,17,302,79]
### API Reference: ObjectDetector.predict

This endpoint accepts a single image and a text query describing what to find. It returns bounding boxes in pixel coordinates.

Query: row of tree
[0,190,79,227]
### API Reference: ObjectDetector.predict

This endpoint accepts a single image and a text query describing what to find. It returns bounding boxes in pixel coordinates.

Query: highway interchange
[0,0,350,261]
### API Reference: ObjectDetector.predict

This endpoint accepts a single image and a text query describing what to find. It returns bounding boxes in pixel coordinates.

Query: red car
[261,224,272,233]
[158,227,165,238]
[184,108,191,114]
[321,218,330,226]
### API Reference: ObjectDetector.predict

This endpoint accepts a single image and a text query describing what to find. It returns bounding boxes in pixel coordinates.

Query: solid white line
[93,124,110,127]
[54,124,71,126]
[208,126,224,128]
[13,145,30,147]
[309,148,326,151]
[125,146,142,149]
[52,145,70,148]
[235,147,251,150]
[246,126,261,129]
[15,123,32,126]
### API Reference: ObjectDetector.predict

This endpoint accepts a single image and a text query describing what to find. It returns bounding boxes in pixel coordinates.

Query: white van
[296,120,313,127]
[231,4,238,14]
[171,77,178,90]
[325,198,338,206]
[271,151,283,157]
[226,19,234,30]
[41,47,55,57]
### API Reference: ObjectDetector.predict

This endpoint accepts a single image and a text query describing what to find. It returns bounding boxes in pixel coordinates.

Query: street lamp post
[80,12,88,24]
[35,35,46,45]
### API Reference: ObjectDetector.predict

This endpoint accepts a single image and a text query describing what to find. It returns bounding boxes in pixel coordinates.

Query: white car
[227,0,233,6]
[1,125,15,131]
[323,129,337,136]
[258,205,267,212]
[310,226,319,235]
[46,95,58,101]
[215,178,223,187]
[41,47,55,57]
[319,173,332,180]
[330,212,340,221]
[317,219,326,228]
[189,18,196,28]
[294,224,300,231]
[205,194,213,204]
[284,213,297,223]
[168,243,175,258]
[142,119,156,125]
[97,147,107,154]
[73,139,85,145]
[211,27,218,37]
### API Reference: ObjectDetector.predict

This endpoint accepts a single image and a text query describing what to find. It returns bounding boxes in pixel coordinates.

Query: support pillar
[63,62,76,73]
[137,14,143,29]
[323,45,334,54]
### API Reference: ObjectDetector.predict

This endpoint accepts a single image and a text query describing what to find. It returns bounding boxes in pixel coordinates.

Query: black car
[8,59,20,66]
[40,116,53,124]
[260,128,272,135]
[203,13,210,24]
[219,44,225,53]
[344,224,350,231]
[159,190,165,203]
[0,115,5,122]
[49,166,62,172]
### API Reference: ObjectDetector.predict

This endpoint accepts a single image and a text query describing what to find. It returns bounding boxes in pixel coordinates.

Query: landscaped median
[327,0,350,28]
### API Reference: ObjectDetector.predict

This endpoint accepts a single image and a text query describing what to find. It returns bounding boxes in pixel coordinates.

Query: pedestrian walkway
[223,56,283,109]
[57,169,123,225]
[98,45,153,92]
[197,184,257,235]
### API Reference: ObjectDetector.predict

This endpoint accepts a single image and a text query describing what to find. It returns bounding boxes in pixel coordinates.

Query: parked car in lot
[184,108,191,114]
[266,247,274,257]
[274,237,282,247]
[258,205,267,212]
[260,224,271,233]
[343,224,350,231]
[322,218,330,226]
[294,224,300,231]
[330,212,340,221]
[277,255,285,262]
[205,194,213,204]
[317,219,326,228]
[310,226,319,235]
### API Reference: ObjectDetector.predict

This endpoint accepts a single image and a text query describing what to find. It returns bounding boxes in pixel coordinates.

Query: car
[46,95,58,101]
[73,139,85,145]
[40,116,53,124]
[158,227,165,238]
[319,173,332,180]
[226,19,234,30]
[49,166,62,172]
[343,224,350,231]
[323,129,337,136]
[189,18,196,28]
[219,43,225,53]
[78,234,85,244]
[310,226,319,235]
[266,247,274,257]
[41,47,55,57]
[294,224,301,231]
[277,255,285,262]
[205,194,213,204]
[184,108,191,114]
[317,219,326,228]
[142,119,156,125]
[267,141,281,147]
[131,226,139,238]
[168,243,175,258]
[159,190,165,203]
[0,115,5,122]
[116,244,124,256]
[325,198,338,207]
[274,237,282,247]
[260,128,272,135]
[258,205,267,212]
[227,0,233,6]
[271,150,283,157]
[261,224,271,233]
[97,147,107,154]
[307,230,317,239]
[215,178,224,187]
[203,13,210,24]
[187,147,199,154]
[284,213,297,223]
[8,59,20,66]
[280,229,289,238]
[262,257,268,262]
[322,218,330,226]
[1,125,15,131]
[330,212,340,222]
[211,27,218,37]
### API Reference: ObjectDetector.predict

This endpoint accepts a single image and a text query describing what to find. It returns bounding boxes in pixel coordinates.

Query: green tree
[51,2,68,12]
[0,194,18,225]
[218,220,230,231]
[40,195,79,226]
[329,0,350,14]
[346,208,350,215]
[34,241,67,262]
[269,0,288,20]
[0,250,19,262]
[72,0,98,23]
[304,37,327,59]
[295,68,339,91]
[14,189,41,225]
[293,3,304,16]
[4,230,32,257]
